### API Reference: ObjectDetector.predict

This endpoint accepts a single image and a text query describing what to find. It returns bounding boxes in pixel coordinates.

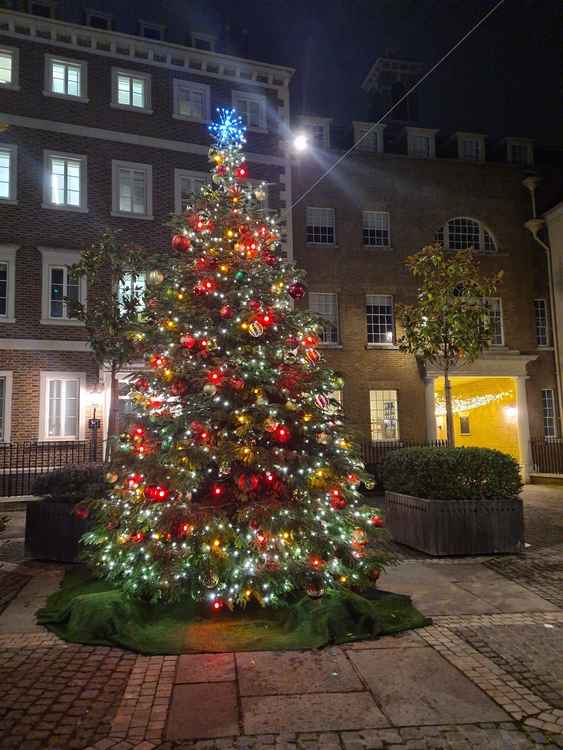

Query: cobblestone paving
[0,567,31,614]
[486,549,563,608]
[0,641,136,749]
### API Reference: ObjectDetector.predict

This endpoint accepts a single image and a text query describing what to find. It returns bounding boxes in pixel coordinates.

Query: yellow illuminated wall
[434,376,519,462]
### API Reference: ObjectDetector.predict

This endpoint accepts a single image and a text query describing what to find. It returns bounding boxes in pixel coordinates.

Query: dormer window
[191,33,216,52]
[139,21,165,41]
[297,116,331,150]
[456,132,485,162]
[353,122,385,153]
[29,0,55,18]
[86,10,112,30]
[406,127,438,159]
[506,139,533,167]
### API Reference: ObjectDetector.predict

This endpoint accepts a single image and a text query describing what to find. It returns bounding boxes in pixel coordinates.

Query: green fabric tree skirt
[37,568,430,654]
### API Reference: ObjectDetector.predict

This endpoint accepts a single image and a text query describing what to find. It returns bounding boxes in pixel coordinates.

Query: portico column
[516,375,531,483]
[424,376,437,442]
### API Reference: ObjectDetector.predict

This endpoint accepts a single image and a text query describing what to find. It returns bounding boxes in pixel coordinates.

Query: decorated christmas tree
[86,109,387,609]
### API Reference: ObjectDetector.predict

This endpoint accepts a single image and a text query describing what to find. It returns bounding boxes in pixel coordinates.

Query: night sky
[88,0,561,147]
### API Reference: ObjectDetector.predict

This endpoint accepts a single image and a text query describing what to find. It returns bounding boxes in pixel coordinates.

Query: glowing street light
[292,132,309,152]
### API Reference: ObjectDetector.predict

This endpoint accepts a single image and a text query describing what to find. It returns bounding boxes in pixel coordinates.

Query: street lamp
[292,132,309,152]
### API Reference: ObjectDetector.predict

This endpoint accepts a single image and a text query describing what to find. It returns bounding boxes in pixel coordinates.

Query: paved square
[236,649,363,695]
[166,682,239,739]
[176,653,235,683]
[241,691,389,734]
[349,646,509,726]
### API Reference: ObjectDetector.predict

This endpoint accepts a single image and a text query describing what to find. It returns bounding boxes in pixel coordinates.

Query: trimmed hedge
[382,447,522,500]
[32,463,107,504]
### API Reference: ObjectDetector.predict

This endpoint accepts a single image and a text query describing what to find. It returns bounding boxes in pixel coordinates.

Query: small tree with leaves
[398,244,502,446]
[67,231,154,460]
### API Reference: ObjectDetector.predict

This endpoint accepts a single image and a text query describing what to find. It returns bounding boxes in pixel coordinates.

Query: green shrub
[32,464,108,504]
[382,447,522,500]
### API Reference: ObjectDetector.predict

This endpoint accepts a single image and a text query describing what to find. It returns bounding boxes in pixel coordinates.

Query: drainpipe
[523,175,563,435]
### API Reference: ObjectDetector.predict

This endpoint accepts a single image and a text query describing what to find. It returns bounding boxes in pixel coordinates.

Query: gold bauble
[148,269,164,286]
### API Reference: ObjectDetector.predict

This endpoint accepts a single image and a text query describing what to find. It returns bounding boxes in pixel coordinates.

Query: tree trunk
[105,365,120,463]
[444,368,455,447]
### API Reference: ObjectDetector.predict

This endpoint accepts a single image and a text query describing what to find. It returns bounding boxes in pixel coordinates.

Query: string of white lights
[291,0,507,209]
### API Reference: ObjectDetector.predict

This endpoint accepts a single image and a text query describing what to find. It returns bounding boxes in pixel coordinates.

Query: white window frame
[39,247,86,326]
[506,138,534,167]
[85,9,112,29]
[366,294,395,346]
[482,297,504,347]
[0,144,17,204]
[39,371,87,442]
[309,292,340,346]
[406,127,438,159]
[353,122,384,153]
[363,210,391,248]
[112,160,153,220]
[174,169,208,214]
[534,298,550,348]
[232,90,267,132]
[139,20,165,40]
[542,388,557,439]
[117,271,146,315]
[172,79,211,123]
[43,54,88,102]
[456,132,485,162]
[191,32,216,51]
[369,389,400,442]
[42,150,87,212]
[437,217,497,254]
[0,371,13,443]
[0,244,18,324]
[306,207,336,245]
[0,45,20,91]
[111,67,152,114]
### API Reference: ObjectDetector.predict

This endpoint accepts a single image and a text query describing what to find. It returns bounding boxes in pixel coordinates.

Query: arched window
[435,217,497,254]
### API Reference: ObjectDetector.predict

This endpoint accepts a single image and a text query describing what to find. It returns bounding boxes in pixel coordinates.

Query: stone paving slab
[241,692,389,735]
[176,653,235,684]
[167,683,240,740]
[0,565,63,633]
[344,629,426,650]
[349,646,509,726]
[236,650,362,696]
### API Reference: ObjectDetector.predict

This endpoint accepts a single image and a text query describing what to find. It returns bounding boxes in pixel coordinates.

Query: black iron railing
[0,441,97,496]
[530,437,563,475]
[360,438,449,473]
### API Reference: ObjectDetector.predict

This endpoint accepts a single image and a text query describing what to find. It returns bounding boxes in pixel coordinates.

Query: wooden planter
[25,500,92,563]
[385,491,524,556]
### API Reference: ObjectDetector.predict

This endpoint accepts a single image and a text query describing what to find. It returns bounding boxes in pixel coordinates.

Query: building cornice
[0,10,294,89]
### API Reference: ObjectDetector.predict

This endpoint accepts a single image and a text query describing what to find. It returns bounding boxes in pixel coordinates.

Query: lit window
[45,56,87,100]
[173,80,210,122]
[435,217,496,253]
[118,272,146,314]
[39,248,86,326]
[40,373,85,440]
[43,152,87,211]
[112,161,153,219]
[232,91,267,130]
[306,207,335,244]
[309,292,339,344]
[366,294,394,345]
[47,266,80,319]
[0,371,13,443]
[370,389,399,441]
[174,169,208,213]
[534,299,550,347]
[0,245,17,323]
[482,298,504,346]
[363,211,390,247]
[0,145,17,203]
[0,47,19,89]
[542,389,557,438]
[459,415,470,435]
[112,69,152,112]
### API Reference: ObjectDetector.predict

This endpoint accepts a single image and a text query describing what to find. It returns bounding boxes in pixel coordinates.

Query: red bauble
[131,532,144,544]
[135,377,149,392]
[273,424,291,443]
[170,378,189,397]
[288,282,306,300]
[237,474,260,492]
[308,554,326,570]
[144,485,170,502]
[180,334,197,349]
[171,234,192,253]
[257,310,275,327]
[370,515,384,528]
[212,599,224,611]
[330,491,347,510]
[208,370,224,386]
[235,165,248,180]
[74,506,89,520]
[306,349,321,366]
[149,354,168,368]
[220,304,234,319]
[230,377,245,391]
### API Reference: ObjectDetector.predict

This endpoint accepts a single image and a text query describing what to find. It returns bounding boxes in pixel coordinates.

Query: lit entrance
[434,376,520,463]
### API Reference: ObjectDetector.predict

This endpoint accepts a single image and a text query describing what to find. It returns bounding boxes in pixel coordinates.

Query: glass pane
[0,376,4,442]
[117,75,130,105]
[67,272,80,304]
[51,62,66,94]
[0,53,12,85]
[0,149,10,199]
[67,65,80,96]
[63,380,79,436]
[0,261,7,316]
[132,171,146,213]
[131,78,144,108]
[50,158,66,204]
[66,160,81,206]
[50,267,65,318]
[119,169,132,212]
[48,380,62,436]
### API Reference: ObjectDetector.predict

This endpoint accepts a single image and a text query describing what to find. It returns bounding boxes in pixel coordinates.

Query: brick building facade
[0,5,293,445]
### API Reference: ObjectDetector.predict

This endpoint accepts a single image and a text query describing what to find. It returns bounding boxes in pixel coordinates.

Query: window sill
[42,90,89,103]
[40,318,85,327]
[363,245,393,252]
[318,343,343,349]
[0,199,17,206]
[41,202,88,213]
[366,343,398,350]
[0,317,16,324]
[537,345,554,351]
[172,113,210,124]
[306,243,338,248]
[39,436,82,442]
[110,103,153,115]
[111,211,154,221]
[0,83,20,91]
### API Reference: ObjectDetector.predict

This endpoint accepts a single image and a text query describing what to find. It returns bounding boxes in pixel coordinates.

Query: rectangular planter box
[385,491,524,556]
[25,500,92,563]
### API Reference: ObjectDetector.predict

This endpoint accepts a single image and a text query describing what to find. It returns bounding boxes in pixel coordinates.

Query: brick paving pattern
[0,567,31,614]
[486,549,563,608]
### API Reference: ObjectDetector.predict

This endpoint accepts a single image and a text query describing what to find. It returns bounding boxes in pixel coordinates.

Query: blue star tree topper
[208,107,246,148]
